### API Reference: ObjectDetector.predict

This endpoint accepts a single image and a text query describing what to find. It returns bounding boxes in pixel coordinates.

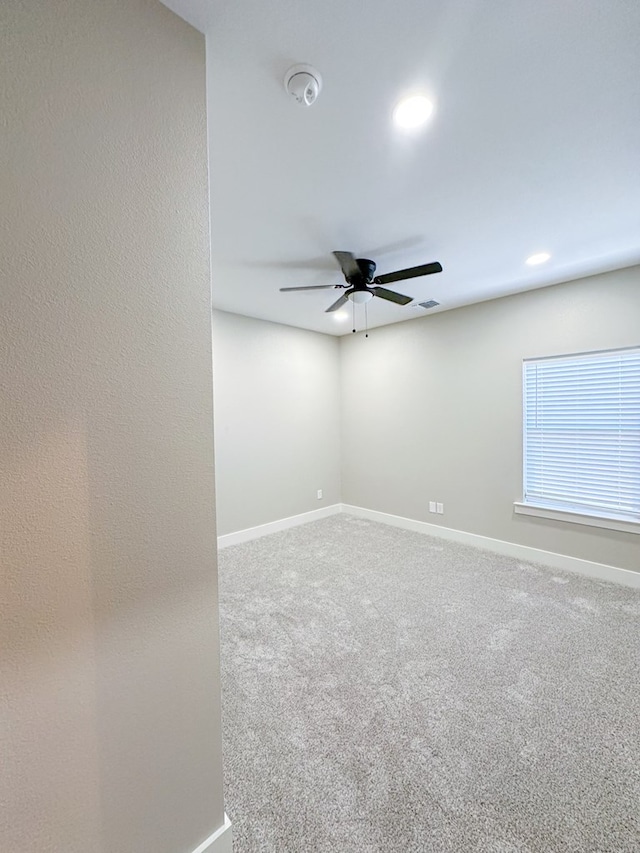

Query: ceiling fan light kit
[349,290,373,304]
[284,64,322,106]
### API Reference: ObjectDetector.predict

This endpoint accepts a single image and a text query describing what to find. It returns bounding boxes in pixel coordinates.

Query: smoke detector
[284,64,322,106]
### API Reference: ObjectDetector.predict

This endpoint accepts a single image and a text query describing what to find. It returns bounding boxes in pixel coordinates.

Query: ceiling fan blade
[279,284,342,292]
[333,251,361,281]
[375,261,443,285]
[372,286,412,306]
[325,294,349,313]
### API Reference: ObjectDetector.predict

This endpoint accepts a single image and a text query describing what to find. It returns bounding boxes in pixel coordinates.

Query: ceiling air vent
[418,299,440,309]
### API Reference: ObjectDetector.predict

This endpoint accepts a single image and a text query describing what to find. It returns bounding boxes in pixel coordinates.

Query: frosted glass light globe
[349,290,374,304]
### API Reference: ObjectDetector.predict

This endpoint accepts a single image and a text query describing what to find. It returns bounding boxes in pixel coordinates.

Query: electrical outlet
[436,502,444,514]
[317,489,323,500]
[429,501,436,513]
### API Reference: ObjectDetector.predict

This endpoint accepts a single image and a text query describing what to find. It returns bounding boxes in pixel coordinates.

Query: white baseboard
[190,814,232,853]
[216,500,639,587]
[342,504,640,588]
[217,503,341,550]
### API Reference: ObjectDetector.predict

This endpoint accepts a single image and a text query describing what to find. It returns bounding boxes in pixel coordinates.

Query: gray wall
[212,311,341,535]
[0,2,224,852]
[341,265,640,572]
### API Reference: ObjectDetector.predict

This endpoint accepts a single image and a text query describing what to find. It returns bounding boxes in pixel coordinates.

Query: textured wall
[212,311,341,535]
[340,266,640,573]
[0,2,224,852]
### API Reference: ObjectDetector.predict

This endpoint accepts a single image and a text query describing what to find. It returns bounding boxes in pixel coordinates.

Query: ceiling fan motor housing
[354,258,376,283]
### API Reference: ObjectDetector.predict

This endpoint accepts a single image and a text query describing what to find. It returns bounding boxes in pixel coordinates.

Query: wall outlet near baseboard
[317,489,323,500]
[429,501,437,513]
[436,502,444,514]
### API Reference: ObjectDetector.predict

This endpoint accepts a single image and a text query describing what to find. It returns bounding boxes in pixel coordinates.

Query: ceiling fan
[279,251,443,313]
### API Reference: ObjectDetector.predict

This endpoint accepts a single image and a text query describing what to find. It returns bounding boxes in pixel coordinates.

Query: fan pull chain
[352,299,356,334]
[365,300,369,338]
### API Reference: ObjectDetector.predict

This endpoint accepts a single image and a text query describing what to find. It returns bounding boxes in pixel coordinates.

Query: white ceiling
[162,0,640,336]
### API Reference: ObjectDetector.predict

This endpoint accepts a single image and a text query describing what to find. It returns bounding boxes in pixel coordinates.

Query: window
[517,347,640,532]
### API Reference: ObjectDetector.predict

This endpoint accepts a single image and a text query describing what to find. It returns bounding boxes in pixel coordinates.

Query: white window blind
[523,347,640,522]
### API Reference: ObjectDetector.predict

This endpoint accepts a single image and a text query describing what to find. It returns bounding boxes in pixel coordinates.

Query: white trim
[523,343,640,363]
[217,504,341,549]
[215,501,640,587]
[189,814,232,853]
[513,501,640,535]
[341,504,640,588]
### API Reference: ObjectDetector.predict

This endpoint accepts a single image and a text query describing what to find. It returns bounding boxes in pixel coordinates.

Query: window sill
[513,502,640,535]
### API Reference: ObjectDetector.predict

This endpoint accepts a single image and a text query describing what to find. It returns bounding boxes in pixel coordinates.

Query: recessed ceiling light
[525,252,551,266]
[393,95,434,129]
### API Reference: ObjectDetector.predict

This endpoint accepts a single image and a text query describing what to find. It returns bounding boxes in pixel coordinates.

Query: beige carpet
[218,514,640,852]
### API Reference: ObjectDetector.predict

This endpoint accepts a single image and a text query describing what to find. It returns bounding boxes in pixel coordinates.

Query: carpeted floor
[218,514,640,852]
